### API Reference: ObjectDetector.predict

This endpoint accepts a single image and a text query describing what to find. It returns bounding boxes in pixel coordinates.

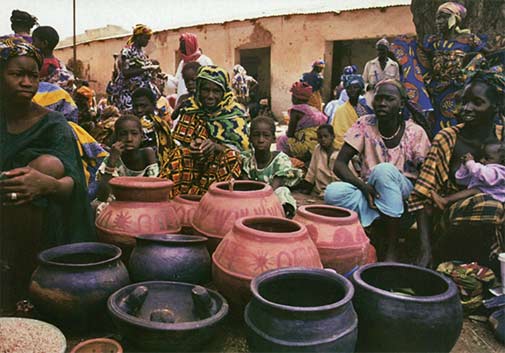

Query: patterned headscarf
[375,79,408,100]
[0,36,43,69]
[343,74,365,90]
[179,33,201,63]
[465,55,505,95]
[342,65,358,75]
[127,24,153,45]
[290,81,313,101]
[376,38,390,49]
[185,65,249,150]
[437,2,470,34]
[312,59,325,68]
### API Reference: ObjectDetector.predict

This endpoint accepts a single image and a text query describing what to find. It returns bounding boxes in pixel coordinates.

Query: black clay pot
[352,262,463,352]
[245,267,357,352]
[29,242,130,330]
[129,234,211,284]
[107,281,229,352]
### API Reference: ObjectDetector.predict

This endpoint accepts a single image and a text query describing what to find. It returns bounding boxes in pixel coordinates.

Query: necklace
[379,121,403,141]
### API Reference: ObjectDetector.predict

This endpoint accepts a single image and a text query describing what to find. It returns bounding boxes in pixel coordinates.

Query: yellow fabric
[288,126,319,158]
[33,88,75,108]
[308,91,323,111]
[331,101,359,150]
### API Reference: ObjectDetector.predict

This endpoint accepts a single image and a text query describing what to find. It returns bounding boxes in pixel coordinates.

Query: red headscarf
[179,33,201,63]
[290,81,313,101]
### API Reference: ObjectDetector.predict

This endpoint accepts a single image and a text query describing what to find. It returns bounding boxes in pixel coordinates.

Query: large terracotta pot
[95,177,181,260]
[29,242,130,330]
[171,195,202,234]
[192,181,285,254]
[212,216,322,315]
[129,234,211,285]
[352,262,463,352]
[294,205,376,274]
[245,267,358,352]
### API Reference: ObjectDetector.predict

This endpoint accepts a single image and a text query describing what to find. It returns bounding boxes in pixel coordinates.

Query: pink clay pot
[70,338,123,353]
[192,181,284,254]
[294,205,376,274]
[95,177,181,259]
[172,195,202,234]
[212,216,322,315]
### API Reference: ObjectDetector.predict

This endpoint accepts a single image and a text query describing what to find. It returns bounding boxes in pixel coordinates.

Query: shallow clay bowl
[69,337,123,353]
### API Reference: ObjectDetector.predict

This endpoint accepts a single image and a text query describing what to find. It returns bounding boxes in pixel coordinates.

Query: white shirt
[362,57,400,88]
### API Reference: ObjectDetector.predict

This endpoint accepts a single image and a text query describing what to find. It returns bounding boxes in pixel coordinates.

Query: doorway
[239,47,271,102]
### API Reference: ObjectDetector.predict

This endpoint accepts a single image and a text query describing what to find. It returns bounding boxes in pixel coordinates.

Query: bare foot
[430,190,447,210]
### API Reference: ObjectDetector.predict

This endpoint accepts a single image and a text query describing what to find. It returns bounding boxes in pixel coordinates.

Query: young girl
[241,116,302,217]
[431,142,505,208]
[94,114,159,211]
[300,124,339,196]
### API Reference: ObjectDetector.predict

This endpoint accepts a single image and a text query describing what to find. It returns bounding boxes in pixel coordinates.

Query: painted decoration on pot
[171,195,201,234]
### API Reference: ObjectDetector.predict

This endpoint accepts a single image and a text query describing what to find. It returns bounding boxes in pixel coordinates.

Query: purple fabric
[289,103,328,130]
[456,160,505,202]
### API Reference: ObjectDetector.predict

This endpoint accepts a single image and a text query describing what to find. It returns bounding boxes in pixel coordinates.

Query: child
[241,116,302,217]
[300,124,339,196]
[431,142,505,209]
[172,62,201,124]
[94,115,159,210]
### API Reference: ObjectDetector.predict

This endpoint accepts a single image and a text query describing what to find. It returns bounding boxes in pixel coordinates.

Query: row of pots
[95,177,376,274]
[27,240,464,352]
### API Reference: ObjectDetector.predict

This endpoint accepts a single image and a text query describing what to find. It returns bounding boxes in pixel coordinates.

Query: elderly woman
[160,65,249,196]
[325,80,431,261]
[109,24,159,111]
[0,38,94,311]
[421,2,487,133]
[276,81,328,162]
[410,61,505,269]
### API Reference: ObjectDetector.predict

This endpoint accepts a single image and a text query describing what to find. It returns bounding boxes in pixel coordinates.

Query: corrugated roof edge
[56,2,411,50]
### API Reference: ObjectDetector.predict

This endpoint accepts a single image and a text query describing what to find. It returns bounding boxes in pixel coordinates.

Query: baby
[431,142,505,209]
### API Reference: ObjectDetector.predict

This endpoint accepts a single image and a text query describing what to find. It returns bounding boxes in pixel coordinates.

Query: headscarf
[184,65,249,150]
[312,59,325,68]
[376,38,390,49]
[0,36,43,69]
[290,81,313,101]
[76,85,95,108]
[375,78,407,100]
[126,24,153,45]
[10,10,38,29]
[465,55,505,95]
[343,74,365,90]
[342,65,358,75]
[179,33,202,63]
[437,2,470,34]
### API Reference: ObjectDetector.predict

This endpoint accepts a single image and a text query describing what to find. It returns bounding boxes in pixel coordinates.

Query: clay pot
[352,262,463,352]
[192,181,285,254]
[212,216,322,315]
[95,177,181,260]
[107,281,229,352]
[245,267,358,352]
[29,242,130,330]
[294,205,376,274]
[129,234,211,285]
[172,195,202,234]
[70,338,123,353]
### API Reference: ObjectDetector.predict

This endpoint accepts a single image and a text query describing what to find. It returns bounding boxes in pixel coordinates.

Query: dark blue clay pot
[245,267,358,352]
[107,281,229,352]
[29,242,130,330]
[129,234,211,284]
[352,262,463,352]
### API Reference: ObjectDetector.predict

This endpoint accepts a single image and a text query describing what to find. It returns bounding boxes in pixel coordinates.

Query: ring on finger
[10,192,18,201]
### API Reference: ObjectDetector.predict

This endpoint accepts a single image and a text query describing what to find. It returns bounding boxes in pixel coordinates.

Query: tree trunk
[410,0,505,48]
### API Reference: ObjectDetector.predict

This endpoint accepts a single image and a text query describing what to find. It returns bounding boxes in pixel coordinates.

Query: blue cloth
[301,71,323,92]
[324,163,413,227]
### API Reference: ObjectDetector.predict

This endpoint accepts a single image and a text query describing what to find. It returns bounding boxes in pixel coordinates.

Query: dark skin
[286,96,307,138]
[96,120,156,202]
[0,56,74,206]
[333,83,406,262]
[347,82,362,107]
[377,45,389,71]
[416,81,501,267]
[172,68,198,121]
[121,34,157,79]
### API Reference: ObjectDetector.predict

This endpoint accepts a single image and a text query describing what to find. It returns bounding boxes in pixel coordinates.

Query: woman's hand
[360,183,380,209]
[199,139,216,156]
[0,167,57,206]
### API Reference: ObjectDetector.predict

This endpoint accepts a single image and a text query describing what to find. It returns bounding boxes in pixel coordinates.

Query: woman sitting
[241,116,302,218]
[409,62,505,269]
[276,81,328,163]
[324,79,431,261]
[160,65,249,196]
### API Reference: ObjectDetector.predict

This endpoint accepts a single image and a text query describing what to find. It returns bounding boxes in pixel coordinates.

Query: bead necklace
[379,121,403,141]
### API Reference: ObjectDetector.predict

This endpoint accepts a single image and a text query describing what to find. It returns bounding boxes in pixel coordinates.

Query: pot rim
[234,216,307,240]
[352,262,458,302]
[250,267,355,313]
[109,176,173,190]
[134,234,208,244]
[38,242,123,268]
[107,281,229,331]
[208,180,273,198]
[173,195,202,204]
[69,337,123,353]
[296,205,358,226]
